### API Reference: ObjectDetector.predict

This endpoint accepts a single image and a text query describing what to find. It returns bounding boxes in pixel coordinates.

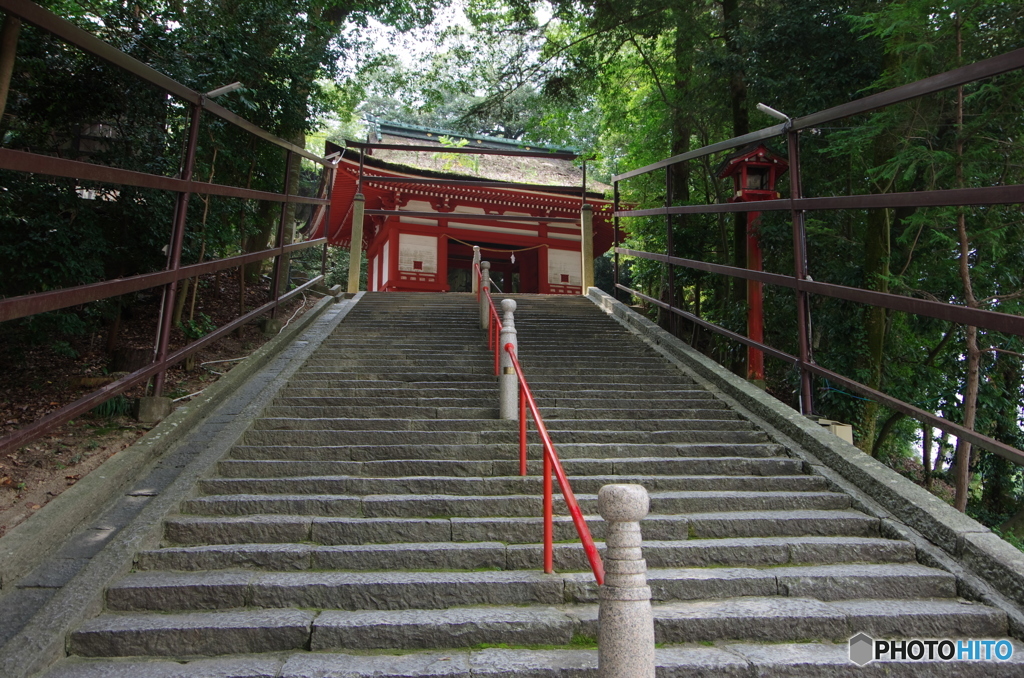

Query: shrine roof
[330,140,611,200]
[368,116,578,155]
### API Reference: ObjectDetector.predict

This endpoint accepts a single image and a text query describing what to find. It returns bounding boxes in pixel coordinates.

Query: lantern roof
[715,143,789,180]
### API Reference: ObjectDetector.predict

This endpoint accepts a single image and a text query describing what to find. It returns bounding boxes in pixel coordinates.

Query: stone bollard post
[598,484,655,678]
[498,299,519,420]
[479,261,491,330]
[472,246,481,296]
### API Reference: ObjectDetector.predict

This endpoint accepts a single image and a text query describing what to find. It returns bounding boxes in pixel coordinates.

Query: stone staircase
[43,292,1019,676]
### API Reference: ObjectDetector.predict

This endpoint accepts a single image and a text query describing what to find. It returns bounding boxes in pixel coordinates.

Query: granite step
[197,473,828,495]
[44,643,1024,678]
[68,597,1008,657]
[135,536,917,573]
[180,490,852,518]
[214,457,805,478]
[163,509,880,546]
[104,563,955,613]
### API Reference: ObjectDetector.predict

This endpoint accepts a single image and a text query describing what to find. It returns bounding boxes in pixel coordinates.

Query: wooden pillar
[580,205,594,294]
[347,193,365,293]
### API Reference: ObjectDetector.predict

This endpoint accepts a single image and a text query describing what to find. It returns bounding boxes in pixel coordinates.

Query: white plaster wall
[399,233,438,273]
[548,248,582,286]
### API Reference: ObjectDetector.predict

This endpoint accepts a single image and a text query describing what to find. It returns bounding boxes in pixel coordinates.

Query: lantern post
[716,144,789,388]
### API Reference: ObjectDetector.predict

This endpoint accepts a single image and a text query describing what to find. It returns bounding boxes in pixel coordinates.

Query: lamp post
[716,143,788,388]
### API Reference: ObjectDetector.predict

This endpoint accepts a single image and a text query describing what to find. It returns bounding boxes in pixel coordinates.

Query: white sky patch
[365,3,471,68]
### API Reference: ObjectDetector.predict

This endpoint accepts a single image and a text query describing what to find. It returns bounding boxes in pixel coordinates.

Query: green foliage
[432,135,480,174]
[178,313,217,341]
[49,340,79,359]
[90,394,132,419]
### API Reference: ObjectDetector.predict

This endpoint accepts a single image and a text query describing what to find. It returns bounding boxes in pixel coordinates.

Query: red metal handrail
[474,263,604,585]
[505,343,605,585]
[476,263,504,376]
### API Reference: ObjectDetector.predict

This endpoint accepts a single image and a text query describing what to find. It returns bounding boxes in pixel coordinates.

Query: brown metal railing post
[787,129,814,414]
[270,150,294,319]
[665,165,676,335]
[153,100,202,396]
[321,167,333,279]
[613,181,620,301]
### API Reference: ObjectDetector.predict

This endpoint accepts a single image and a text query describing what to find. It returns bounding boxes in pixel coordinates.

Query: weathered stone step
[240,430,518,447]
[215,455,804,479]
[274,386,715,401]
[250,417,750,434]
[226,442,788,463]
[198,473,827,496]
[270,396,497,408]
[261,405,499,419]
[310,606,575,652]
[528,389,721,400]
[276,386,504,399]
[136,541,511,572]
[686,509,879,539]
[635,597,1006,644]
[69,609,315,657]
[163,513,613,546]
[568,563,957,604]
[106,569,567,612]
[69,598,1007,657]
[227,444,520,462]
[539,418,752,432]
[164,507,878,547]
[181,490,850,519]
[300,359,668,372]
[251,418,519,433]
[46,643,1024,678]
[135,536,916,573]
[510,535,917,571]
[286,373,496,384]
[284,376,697,391]
[260,404,735,421]
[105,563,953,614]
[240,428,768,447]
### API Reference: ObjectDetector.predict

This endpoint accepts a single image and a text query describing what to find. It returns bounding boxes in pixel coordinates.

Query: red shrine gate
[310,140,615,294]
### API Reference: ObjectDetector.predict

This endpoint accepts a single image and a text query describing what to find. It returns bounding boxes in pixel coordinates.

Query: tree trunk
[171,277,190,326]
[0,14,21,124]
[922,424,933,490]
[952,18,980,513]
[276,130,305,298]
[723,0,749,378]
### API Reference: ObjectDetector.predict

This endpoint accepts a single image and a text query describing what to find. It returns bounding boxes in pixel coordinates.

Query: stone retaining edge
[0,294,338,591]
[586,287,1024,615]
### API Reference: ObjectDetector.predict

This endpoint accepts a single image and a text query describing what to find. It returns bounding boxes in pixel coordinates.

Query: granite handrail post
[498,299,519,420]
[472,245,481,296]
[479,261,491,330]
[598,483,655,678]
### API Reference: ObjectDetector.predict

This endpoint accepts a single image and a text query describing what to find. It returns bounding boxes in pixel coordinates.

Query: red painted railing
[474,263,605,585]
[504,343,605,584]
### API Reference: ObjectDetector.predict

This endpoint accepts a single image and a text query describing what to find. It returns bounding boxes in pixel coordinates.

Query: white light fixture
[756,102,790,124]
[206,82,243,98]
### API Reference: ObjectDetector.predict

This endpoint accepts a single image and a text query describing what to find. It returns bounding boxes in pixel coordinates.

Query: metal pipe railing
[0,0,337,454]
[505,343,605,584]
[610,45,1024,465]
[474,263,605,585]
